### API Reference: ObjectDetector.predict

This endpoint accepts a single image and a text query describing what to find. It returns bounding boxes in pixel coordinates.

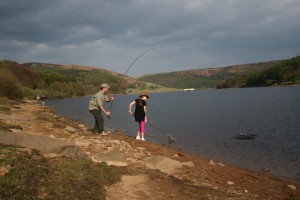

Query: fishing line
[147,122,176,144]
[107,47,175,143]
[109,47,163,110]
[128,113,176,144]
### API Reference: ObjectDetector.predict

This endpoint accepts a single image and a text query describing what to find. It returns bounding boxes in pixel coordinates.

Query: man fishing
[88,83,114,135]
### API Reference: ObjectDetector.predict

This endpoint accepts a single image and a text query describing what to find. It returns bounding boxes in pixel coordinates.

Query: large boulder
[145,155,182,173]
[0,131,74,154]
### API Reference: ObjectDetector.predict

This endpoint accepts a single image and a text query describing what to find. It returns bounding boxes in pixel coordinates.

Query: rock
[0,163,11,176]
[111,140,121,145]
[287,185,297,190]
[145,152,152,156]
[181,161,195,167]
[208,160,215,165]
[92,149,128,166]
[145,156,182,173]
[227,181,234,185]
[121,141,130,147]
[261,168,271,172]
[106,175,149,199]
[78,124,85,128]
[60,145,87,159]
[0,130,74,153]
[74,138,92,147]
[65,126,77,133]
[43,153,60,158]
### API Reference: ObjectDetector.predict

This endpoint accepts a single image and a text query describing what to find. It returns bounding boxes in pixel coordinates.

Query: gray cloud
[1,0,300,76]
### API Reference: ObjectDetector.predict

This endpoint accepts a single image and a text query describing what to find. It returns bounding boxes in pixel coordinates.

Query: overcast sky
[1,0,300,76]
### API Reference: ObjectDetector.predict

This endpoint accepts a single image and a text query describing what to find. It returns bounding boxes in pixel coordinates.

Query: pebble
[208,160,215,165]
[227,181,234,185]
[287,185,297,190]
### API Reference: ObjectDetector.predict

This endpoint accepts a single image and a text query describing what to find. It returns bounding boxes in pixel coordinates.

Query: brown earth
[1,100,299,199]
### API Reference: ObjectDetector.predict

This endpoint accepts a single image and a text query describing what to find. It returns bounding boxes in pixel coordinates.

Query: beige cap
[101,83,110,88]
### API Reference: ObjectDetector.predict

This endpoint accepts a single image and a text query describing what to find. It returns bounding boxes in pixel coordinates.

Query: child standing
[129,92,149,141]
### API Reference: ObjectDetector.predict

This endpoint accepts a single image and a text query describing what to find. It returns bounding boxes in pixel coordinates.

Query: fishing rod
[109,47,162,110]
[106,47,175,143]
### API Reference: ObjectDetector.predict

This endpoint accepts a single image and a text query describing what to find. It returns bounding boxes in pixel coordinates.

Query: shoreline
[1,100,300,199]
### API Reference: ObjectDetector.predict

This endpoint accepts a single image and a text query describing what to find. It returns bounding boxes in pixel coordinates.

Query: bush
[0,75,23,100]
[22,87,37,100]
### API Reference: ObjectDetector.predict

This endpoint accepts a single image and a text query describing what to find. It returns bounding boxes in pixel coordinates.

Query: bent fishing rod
[109,47,162,110]
[106,47,175,143]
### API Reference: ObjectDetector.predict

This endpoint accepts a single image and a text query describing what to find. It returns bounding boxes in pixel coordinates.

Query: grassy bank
[0,144,127,199]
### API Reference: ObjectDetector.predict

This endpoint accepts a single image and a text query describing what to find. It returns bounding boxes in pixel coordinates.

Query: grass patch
[0,120,22,132]
[0,144,127,199]
[0,97,7,105]
[35,111,66,129]
[0,106,11,114]
[0,97,20,113]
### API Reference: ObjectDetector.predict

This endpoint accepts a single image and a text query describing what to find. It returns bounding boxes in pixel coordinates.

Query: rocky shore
[1,100,299,199]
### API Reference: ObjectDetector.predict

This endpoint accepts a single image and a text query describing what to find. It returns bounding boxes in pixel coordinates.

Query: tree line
[217,56,300,88]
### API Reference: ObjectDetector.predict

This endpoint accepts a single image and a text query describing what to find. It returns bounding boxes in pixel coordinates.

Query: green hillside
[245,56,300,87]
[2,56,299,100]
[0,61,42,100]
[138,71,219,88]
[24,63,128,99]
[0,61,134,100]
[139,59,288,89]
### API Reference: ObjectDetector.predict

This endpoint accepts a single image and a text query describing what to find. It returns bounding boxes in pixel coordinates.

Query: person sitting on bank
[88,83,114,135]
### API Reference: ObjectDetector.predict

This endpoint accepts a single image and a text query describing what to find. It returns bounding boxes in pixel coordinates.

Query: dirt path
[1,100,300,199]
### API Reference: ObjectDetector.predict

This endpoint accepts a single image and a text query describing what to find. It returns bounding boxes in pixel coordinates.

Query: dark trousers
[89,109,104,133]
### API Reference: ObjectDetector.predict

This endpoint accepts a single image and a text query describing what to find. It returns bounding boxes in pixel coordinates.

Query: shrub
[0,75,23,100]
[22,87,38,100]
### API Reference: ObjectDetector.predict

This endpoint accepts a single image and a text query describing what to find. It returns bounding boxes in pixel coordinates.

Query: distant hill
[2,56,299,100]
[138,58,300,89]
[24,62,145,98]
[0,61,141,100]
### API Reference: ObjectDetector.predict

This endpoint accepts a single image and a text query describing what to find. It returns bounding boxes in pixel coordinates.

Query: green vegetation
[0,61,41,100]
[0,97,10,114]
[218,56,300,88]
[127,81,178,94]
[0,60,175,100]
[1,56,299,100]
[0,61,131,100]
[0,120,22,132]
[139,71,219,89]
[25,63,128,99]
[246,56,300,87]
[0,144,127,199]
[139,57,300,89]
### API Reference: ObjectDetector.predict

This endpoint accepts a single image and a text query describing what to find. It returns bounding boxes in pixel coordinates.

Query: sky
[1,0,300,76]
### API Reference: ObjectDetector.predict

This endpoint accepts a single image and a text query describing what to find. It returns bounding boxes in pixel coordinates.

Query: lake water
[47,87,300,183]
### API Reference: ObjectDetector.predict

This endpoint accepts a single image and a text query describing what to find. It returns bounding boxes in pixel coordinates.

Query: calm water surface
[47,87,300,183]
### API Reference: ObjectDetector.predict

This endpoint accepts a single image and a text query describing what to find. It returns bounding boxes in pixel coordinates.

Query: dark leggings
[90,109,104,133]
